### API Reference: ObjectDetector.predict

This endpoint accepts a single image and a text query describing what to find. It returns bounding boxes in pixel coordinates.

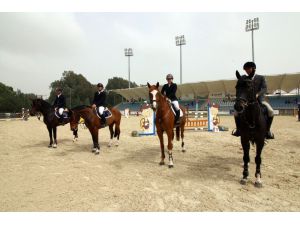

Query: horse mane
[36,99,52,109]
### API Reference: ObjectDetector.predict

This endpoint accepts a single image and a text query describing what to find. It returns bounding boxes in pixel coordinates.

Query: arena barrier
[185,104,220,132]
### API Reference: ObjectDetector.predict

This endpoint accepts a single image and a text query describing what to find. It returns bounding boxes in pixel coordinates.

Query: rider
[53,87,66,123]
[92,83,107,128]
[232,62,275,139]
[161,74,181,124]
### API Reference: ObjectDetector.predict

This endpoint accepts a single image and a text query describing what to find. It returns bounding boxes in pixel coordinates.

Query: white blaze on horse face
[151,90,158,108]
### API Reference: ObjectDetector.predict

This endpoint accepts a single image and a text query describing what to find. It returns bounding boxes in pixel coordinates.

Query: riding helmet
[166,74,174,80]
[97,83,104,88]
[56,87,63,92]
[243,62,256,69]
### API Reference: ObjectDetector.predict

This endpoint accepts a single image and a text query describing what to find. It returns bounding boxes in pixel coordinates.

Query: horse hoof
[95,151,100,155]
[92,148,96,153]
[240,179,248,185]
[48,145,52,148]
[168,165,174,168]
[52,144,57,148]
[159,162,165,166]
[254,182,263,188]
[182,149,186,153]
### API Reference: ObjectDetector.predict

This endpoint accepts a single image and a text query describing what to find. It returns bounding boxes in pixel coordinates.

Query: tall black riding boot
[232,115,241,137]
[266,116,275,139]
[59,115,64,124]
[175,110,180,124]
[100,115,106,128]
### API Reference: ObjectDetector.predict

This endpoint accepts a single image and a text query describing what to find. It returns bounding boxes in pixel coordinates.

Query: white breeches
[58,108,64,115]
[98,106,105,115]
[172,101,180,111]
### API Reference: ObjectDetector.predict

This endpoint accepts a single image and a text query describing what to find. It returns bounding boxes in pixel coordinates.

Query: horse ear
[156,82,159,88]
[147,82,151,88]
[236,70,241,79]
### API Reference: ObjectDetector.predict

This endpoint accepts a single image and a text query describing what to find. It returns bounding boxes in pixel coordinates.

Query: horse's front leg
[47,125,53,148]
[73,128,78,142]
[108,124,114,147]
[254,140,264,188]
[166,129,174,168]
[157,128,165,165]
[52,126,57,148]
[93,128,100,155]
[240,136,250,185]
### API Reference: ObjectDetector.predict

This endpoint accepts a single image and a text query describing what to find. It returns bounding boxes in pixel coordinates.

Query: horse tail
[113,109,121,140]
[176,126,180,141]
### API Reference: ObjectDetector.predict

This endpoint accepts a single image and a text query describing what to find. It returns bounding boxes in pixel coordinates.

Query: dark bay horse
[69,106,121,155]
[234,71,267,188]
[30,99,78,148]
[147,82,186,168]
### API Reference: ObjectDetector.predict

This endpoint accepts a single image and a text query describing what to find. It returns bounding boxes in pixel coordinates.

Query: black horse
[30,98,78,148]
[234,71,267,188]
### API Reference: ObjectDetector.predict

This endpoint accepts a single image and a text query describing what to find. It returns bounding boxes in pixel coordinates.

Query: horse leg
[52,126,57,148]
[88,127,97,153]
[254,140,264,188]
[240,136,250,185]
[94,129,100,155]
[47,125,53,148]
[166,130,174,168]
[73,128,78,142]
[157,129,165,165]
[180,124,185,152]
[108,124,114,147]
[114,120,121,146]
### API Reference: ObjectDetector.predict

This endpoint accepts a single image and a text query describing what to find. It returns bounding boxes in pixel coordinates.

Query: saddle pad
[55,111,69,119]
[95,108,112,119]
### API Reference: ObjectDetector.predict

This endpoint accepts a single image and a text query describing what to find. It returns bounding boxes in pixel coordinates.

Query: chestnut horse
[69,105,121,155]
[147,82,186,168]
[29,98,78,148]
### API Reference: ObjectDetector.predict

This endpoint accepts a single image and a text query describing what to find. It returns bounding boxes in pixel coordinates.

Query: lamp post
[175,35,186,84]
[124,48,133,89]
[245,17,259,62]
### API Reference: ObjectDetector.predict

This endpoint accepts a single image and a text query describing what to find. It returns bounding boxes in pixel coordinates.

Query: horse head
[234,70,256,113]
[147,82,160,111]
[29,98,43,116]
[68,109,80,132]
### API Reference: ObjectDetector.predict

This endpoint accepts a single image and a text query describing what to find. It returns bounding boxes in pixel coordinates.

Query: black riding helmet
[97,83,104,88]
[243,62,256,70]
[166,74,174,80]
[56,87,63,92]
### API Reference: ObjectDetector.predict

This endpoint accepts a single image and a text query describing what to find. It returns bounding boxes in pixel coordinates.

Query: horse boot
[100,114,106,128]
[232,115,241,137]
[266,116,275,139]
[175,109,180,125]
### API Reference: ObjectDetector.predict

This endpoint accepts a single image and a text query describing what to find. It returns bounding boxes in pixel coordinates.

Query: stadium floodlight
[124,48,133,89]
[175,35,186,84]
[245,17,260,62]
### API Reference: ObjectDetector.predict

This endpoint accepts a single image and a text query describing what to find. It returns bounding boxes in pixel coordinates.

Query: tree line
[0,71,138,113]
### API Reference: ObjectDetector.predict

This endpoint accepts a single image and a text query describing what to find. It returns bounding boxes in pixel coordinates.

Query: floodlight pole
[246,18,259,62]
[125,48,133,89]
[175,35,186,84]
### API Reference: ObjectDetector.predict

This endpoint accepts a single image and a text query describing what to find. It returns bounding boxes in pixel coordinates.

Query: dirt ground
[0,115,299,211]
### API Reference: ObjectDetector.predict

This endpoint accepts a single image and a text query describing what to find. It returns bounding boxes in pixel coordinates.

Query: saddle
[94,108,112,119]
[54,110,69,119]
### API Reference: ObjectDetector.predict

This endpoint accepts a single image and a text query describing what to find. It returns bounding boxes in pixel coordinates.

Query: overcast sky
[0,12,300,97]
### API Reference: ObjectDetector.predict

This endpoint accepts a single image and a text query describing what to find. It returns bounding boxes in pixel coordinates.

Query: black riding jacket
[250,74,267,102]
[53,94,66,108]
[161,83,178,101]
[93,91,107,107]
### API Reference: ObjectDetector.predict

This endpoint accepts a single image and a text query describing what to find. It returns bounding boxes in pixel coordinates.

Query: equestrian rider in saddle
[161,74,181,124]
[232,62,275,139]
[92,83,107,128]
[53,87,66,123]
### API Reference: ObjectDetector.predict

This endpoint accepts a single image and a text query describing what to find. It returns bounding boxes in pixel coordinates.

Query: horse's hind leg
[157,129,165,165]
[254,141,264,188]
[240,137,250,185]
[47,125,53,148]
[52,126,57,148]
[108,124,114,147]
[114,120,121,146]
[166,130,174,168]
